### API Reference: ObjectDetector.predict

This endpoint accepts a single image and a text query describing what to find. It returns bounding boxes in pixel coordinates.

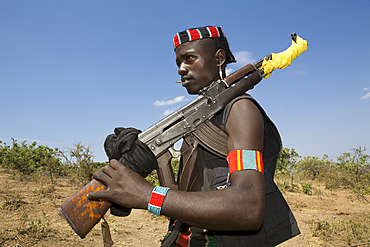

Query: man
[88,26,300,246]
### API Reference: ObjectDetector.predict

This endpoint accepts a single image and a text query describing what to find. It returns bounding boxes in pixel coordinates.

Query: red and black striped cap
[173,26,226,49]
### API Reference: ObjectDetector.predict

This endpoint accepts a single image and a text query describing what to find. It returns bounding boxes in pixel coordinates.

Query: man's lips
[181,77,192,87]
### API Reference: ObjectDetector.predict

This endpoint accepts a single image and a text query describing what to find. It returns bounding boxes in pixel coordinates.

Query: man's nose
[178,62,188,76]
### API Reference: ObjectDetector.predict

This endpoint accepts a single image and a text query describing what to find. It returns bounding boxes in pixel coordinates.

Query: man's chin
[185,88,199,95]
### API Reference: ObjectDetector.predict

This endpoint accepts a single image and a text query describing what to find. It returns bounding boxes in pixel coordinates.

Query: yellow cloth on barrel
[261,35,308,79]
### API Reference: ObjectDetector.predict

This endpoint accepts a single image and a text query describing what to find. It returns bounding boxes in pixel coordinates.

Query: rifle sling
[161,221,182,247]
[161,122,228,247]
[179,140,199,191]
[161,142,199,247]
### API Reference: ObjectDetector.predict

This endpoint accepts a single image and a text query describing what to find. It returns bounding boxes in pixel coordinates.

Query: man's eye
[186,55,195,61]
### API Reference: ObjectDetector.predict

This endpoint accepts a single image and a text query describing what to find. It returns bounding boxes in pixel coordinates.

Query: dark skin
[88,38,265,231]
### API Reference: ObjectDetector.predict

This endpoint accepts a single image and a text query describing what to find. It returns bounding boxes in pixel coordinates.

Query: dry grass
[1,168,369,246]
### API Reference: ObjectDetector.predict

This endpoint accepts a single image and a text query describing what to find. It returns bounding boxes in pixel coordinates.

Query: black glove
[103,127,158,216]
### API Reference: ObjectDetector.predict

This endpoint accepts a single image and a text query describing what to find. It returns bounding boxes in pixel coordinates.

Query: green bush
[0,139,62,184]
[300,182,312,195]
[275,146,370,198]
[146,150,180,186]
[297,155,325,180]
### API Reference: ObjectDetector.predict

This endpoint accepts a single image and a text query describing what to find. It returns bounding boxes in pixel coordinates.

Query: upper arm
[225,98,264,153]
[224,98,265,228]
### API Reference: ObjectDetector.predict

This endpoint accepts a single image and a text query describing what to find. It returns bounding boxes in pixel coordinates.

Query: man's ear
[215,49,226,67]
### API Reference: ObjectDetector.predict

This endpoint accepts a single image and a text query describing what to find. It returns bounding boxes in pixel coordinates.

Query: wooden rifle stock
[224,53,271,86]
[218,70,263,108]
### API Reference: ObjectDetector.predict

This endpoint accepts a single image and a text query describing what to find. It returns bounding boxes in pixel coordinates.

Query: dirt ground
[0,168,369,246]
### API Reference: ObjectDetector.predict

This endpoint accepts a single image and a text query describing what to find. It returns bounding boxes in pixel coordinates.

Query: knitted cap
[173,26,226,49]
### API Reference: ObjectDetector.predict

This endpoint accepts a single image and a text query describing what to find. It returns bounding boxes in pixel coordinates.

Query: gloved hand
[103,127,158,216]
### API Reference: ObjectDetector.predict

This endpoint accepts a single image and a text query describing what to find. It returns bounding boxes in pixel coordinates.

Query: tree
[336,146,370,196]
[276,148,300,173]
[276,147,300,189]
[60,142,98,185]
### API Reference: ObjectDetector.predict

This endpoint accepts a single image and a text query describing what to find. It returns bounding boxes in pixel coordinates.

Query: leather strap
[161,221,182,247]
[161,122,228,247]
[179,140,198,191]
[161,141,199,247]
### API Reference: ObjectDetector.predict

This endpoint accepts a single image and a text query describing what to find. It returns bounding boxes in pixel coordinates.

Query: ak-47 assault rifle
[58,33,308,238]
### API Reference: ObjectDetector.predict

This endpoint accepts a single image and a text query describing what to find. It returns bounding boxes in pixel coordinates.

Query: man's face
[175,39,220,95]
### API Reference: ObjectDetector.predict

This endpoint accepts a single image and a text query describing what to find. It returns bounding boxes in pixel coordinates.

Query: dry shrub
[310,216,370,246]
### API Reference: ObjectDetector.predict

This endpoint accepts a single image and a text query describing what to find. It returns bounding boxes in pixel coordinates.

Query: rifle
[58,33,307,238]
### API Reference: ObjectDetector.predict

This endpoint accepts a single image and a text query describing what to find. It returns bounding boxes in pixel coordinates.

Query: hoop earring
[219,65,223,79]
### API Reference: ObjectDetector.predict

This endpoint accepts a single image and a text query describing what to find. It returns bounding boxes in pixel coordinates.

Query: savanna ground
[0,168,369,247]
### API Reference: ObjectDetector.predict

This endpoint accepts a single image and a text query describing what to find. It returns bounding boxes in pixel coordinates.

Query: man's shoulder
[225,96,264,151]
[228,97,262,122]
[224,94,260,118]
[230,97,254,108]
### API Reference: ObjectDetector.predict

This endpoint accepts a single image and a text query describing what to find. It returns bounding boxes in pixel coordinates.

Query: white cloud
[226,68,233,76]
[234,51,255,65]
[363,87,369,91]
[225,51,254,76]
[153,96,188,107]
[163,108,175,115]
[361,92,370,100]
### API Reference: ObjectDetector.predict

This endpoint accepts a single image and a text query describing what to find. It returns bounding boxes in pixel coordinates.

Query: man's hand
[87,159,154,210]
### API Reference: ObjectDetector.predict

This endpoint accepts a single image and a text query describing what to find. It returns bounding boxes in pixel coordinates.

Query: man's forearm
[160,171,265,231]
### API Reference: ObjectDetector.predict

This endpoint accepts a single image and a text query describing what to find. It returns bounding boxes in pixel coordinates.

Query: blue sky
[1,0,369,162]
